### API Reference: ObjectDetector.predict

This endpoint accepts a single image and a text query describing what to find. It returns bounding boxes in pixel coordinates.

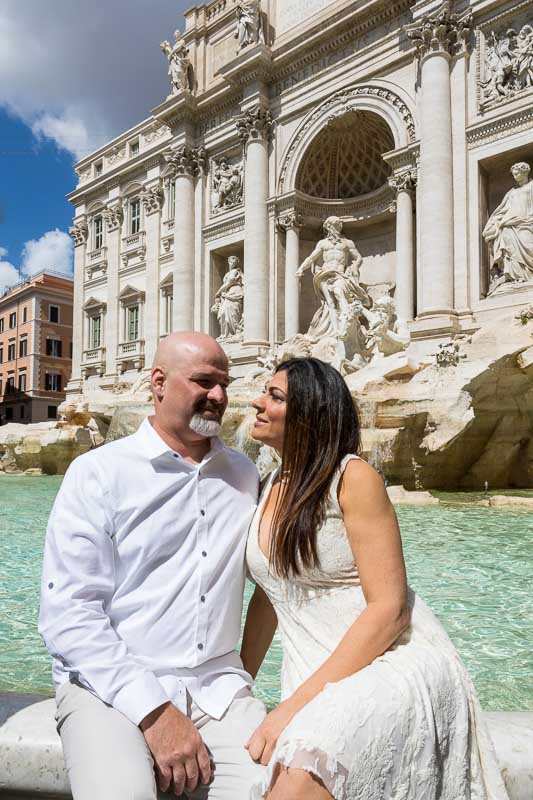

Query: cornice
[203,211,245,242]
[466,104,533,145]
[269,185,397,223]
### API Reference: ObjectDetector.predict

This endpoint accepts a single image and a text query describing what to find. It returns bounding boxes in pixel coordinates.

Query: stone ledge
[0,693,532,799]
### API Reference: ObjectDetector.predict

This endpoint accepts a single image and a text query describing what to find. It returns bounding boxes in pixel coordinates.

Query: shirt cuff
[112,673,170,726]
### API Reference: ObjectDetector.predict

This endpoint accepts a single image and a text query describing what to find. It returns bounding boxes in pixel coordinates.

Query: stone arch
[278,82,417,195]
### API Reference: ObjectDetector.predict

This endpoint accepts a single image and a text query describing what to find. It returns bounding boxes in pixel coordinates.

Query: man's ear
[151,367,165,399]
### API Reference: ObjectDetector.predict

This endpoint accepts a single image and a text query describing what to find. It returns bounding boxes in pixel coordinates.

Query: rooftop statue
[211,256,244,343]
[235,0,265,49]
[483,162,533,294]
[160,30,193,95]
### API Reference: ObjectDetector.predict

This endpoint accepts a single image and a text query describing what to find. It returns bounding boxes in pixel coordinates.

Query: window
[5,407,13,421]
[129,140,139,157]
[0,318,4,333]
[46,338,62,357]
[45,373,62,392]
[94,216,103,250]
[19,337,27,357]
[6,376,15,394]
[164,294,173,334]
[49,305,59,323]
[130,199,141,234]
[0,347,3,364]
[127,305,139,341]
[7,343,15,361]
[22,306,27,323]
[94,160,103,176]
[9,312,16,328]
[90,315,102,349]
[0,378,2,395]
[47,405,57,419]
[168,180,176,220]
[20,405,25,419]
[18,372,26,392]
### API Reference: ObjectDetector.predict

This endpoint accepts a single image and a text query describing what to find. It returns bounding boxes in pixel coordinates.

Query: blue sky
[0,0,188,291]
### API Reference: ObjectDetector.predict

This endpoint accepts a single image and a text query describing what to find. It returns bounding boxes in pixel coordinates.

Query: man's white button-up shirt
[39,417,259,726]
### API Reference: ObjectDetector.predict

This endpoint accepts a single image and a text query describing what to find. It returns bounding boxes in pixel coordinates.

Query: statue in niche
[212,158,243,212]
[483,162,533,294]
[211,256,244,342]
[160,30,193,95]
[482,22,533,101]
[235,0,265,49]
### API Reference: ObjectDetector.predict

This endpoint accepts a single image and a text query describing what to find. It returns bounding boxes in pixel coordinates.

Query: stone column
[141,183,164,365]
[389,171,416,321]
[102,202,123,376]
[277,212,303,339]
[68,219,88,385]
[406,7,472,317]
[236,107,273,344]
[164,145,206,332]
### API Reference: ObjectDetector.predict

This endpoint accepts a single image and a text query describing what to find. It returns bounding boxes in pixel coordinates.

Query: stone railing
[117,339,144,358]
[122,231,145,251]
[82,347,106,363]
[0,693,532,799]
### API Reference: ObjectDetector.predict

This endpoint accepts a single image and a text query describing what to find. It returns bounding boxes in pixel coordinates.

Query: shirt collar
[136,416,225,464]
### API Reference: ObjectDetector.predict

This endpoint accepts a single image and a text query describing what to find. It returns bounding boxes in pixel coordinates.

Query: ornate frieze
[480,21,533,106]
[106,146,126,166]
[143,122,171,144]
[388,170,417,194]
[69,221,88,247]
[406,8,472,58]
[235,107,274,144]
[211,157,244,214]
[276,212,303,232]
[466,105,533,146]
[102,203,123,232]
[164,144,207,177]
[140,184,164,215]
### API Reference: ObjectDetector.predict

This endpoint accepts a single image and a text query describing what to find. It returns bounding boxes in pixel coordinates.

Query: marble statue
[212,158,243,212]
[483,162,533,294]
[160,30,193,95]
[296,216,370,340]
[211,256,244,342]
[235,0,264,49]
[365,296,411,357]
[482,22,533,100]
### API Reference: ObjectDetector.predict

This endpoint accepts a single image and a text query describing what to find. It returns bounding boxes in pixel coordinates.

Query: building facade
[67,0,533,390]
[0,272,73,424]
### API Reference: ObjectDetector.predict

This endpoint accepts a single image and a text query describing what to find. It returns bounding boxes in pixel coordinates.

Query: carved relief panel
[478,8,533,111]
[210,154,244,216]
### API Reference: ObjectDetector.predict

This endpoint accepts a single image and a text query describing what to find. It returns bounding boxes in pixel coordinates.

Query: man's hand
[140,702,211,796]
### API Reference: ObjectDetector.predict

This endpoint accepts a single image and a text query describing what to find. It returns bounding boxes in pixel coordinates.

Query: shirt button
[197,643,204,651]
[200,509,206,516]
[201,595,206,602]
[202,551,207,557]
[48,582,54,589]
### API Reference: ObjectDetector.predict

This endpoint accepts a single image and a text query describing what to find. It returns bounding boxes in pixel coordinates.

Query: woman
[241,358,508,800]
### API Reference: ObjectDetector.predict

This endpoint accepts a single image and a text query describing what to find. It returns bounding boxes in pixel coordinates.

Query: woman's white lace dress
[246,456,509,800]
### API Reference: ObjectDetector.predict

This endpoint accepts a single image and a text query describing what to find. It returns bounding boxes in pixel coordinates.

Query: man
[39,332,266,799]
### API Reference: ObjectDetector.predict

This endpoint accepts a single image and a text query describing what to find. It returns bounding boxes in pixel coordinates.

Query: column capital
[69,220,88,247]
[102,201,124,232]
[140,182,164,215]
[163,144,207,177]
[235,106,274,144]
[388,169,417,195]
[276,211,303,232]
[405,7,472,59]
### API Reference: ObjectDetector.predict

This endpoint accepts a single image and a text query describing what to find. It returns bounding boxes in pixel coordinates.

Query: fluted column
[236,107,273,344]
[277,212,303,339]
[406,7,471,317]
[141,183,164,365]
[389,171,416,321]
[102,202,123,376]
[164,145,206,332]
[68,219,88,384]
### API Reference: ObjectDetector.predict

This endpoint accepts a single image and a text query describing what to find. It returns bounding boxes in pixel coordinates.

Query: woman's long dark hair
[269,357,361,578]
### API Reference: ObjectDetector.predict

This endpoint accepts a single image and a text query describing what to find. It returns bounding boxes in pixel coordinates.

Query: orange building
[0,271,73,424]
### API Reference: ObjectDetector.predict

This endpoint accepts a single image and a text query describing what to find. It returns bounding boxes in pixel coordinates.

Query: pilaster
[102,201,123,377]
[277,212,303,339]
[68,219,88,386]
[141,182,164,365]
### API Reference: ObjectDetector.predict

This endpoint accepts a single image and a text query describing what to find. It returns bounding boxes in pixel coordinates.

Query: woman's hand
[245,700,297,766]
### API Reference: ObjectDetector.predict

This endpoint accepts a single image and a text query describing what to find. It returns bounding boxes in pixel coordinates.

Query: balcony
[85,247,108,280]
[81,346,106,378]
[121,231,146,267]
[116,339,145,372]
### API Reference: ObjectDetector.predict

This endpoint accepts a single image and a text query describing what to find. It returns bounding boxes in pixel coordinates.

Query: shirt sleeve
[38,454,169,726]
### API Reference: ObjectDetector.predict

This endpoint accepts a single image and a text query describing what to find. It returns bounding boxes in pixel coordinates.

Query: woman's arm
[247,459,410,764]
[241,584,278,678]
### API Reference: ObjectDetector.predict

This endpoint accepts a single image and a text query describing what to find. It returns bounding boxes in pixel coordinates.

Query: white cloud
[0,247,20,293]
[0,247,8,258]
[0,0,188,159]
[21,230,73,278]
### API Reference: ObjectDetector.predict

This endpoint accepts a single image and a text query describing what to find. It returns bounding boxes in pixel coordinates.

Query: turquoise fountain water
[0,476,531,711]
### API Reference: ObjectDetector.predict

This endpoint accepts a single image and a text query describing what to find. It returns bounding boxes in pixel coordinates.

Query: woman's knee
[267,767,332,800]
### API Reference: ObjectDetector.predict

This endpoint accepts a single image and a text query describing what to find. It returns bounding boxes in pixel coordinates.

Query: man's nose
[207,384,226,404]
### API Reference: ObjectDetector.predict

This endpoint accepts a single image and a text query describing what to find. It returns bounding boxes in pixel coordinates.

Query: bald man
[39,333,267,800]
